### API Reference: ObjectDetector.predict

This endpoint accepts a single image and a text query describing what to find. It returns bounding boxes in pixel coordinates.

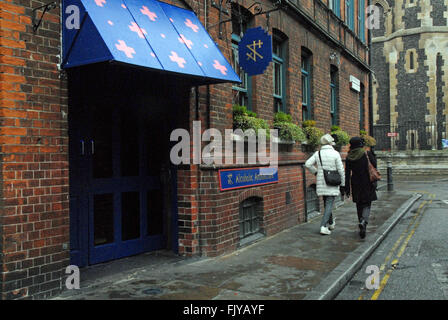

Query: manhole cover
[142,288,163,295]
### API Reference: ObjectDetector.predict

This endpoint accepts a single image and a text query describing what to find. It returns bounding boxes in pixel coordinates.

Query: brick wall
[0,0,69,299]
[181,0,370,257]
[0,0,371,297]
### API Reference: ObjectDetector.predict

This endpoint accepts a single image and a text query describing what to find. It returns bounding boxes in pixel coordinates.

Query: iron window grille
[239,198,263,244]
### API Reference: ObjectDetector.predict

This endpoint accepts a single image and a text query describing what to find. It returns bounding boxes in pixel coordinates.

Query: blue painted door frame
[68,67,178,267]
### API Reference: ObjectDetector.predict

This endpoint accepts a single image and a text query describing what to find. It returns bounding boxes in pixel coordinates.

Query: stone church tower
[371,0,448,150]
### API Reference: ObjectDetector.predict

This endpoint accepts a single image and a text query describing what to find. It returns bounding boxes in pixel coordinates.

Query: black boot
[358,220,367,239]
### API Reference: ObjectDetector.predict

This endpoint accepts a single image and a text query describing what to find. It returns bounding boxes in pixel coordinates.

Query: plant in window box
[232,105,270,141]
[301,120,324,152]
[330,125,350,152]
[360,130,377,149]
[273,112,306,144]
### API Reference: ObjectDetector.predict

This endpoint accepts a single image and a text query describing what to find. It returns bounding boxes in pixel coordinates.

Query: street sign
[350,75,361,92]
[387,132,398,137]
[218,167,278,191]
[238,27,272,76]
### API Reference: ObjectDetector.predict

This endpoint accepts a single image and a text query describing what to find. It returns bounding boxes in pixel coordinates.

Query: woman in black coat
[344,137,377,239]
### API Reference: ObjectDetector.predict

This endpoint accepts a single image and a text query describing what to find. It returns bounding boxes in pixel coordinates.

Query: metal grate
[306,184,320,215]
[373,121,447,151]
[239,198,262,241]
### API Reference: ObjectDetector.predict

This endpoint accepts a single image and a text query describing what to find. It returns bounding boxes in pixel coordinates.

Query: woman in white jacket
[305,134,345,235]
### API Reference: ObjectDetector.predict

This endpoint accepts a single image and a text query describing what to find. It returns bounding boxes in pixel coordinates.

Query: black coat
[345,150,378,204]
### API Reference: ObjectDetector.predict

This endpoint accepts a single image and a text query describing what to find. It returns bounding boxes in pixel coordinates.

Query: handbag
[365,151,381,182]
[318,151,341,186]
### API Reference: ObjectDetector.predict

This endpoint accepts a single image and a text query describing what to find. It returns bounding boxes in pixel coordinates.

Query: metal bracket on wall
[209,0,287,39]
[32,1,58,33]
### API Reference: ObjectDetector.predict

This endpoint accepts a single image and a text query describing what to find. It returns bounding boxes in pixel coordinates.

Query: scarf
[347,147,366,161]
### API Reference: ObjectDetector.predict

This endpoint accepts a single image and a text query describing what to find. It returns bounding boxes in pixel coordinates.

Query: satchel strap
[365,151,372,165]
[318,151,324,168]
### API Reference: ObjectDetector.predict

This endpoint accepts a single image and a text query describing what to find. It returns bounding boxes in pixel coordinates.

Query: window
[405,49,418,73]
[239,197,264,245]
[329,0,341,18]
[273,35,286,113]
[301,53,312,121]
[330,67,338,126]
[346,0,354,31]
[358,0,365,42]
[231,5,252,109]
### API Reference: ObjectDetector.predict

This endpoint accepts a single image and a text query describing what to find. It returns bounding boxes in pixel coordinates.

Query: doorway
[68,66,178,267]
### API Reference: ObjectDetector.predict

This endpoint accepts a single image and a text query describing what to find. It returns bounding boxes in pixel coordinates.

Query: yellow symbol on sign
[227,174,233,185]
[246,40,263,61]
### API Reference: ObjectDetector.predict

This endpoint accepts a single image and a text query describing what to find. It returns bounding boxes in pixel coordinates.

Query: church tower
[371,0,448,150]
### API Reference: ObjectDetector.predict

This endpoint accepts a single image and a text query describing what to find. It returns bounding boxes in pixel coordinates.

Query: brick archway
[238,189,264,203]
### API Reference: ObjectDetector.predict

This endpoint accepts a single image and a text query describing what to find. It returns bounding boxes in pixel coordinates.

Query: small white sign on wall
[350,75,361,92]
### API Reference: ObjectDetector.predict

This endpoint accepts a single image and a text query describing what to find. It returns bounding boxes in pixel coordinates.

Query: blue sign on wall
[219,167,278,191]
[238,27,272,76]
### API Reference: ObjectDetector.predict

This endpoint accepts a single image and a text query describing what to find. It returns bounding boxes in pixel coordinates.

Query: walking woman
[305,134,345,235]
[344,137,378,239]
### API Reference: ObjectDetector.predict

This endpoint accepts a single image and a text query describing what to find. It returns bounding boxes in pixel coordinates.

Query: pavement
[52,184,421,300]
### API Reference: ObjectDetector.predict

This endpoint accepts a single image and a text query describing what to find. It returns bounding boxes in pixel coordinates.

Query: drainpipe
[368,0,373,136]
[302,165,308,222]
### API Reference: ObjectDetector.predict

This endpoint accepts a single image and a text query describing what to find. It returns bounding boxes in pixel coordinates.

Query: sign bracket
[32,1,58,33]
[208,0,287,39]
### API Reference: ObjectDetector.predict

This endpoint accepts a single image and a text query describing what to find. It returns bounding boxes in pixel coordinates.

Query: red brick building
[0,0,370,299]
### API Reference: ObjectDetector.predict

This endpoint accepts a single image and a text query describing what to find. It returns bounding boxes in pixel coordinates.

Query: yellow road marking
[356,194,435,300]
[367,195,433,300]
[357,200,426,300]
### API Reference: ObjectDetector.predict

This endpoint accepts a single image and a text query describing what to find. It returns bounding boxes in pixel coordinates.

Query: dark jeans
[356,202,371,224]
[321,196,335,228]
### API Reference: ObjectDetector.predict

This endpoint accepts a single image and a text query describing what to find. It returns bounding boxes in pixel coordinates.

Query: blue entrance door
[69,70,175,267]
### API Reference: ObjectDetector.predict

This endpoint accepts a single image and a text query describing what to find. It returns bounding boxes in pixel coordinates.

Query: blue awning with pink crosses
[62,0,241,84]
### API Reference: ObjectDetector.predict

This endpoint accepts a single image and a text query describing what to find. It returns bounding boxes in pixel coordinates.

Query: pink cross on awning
[129,22,147,39]
[169,51,186,68]
[115,40,136,58]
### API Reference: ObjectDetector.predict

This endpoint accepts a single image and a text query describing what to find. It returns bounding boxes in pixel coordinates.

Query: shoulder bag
[318,151,341,186]
[365,151,381,182]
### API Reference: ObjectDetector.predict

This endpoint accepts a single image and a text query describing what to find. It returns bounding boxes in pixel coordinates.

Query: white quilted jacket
[305,145,345,196]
